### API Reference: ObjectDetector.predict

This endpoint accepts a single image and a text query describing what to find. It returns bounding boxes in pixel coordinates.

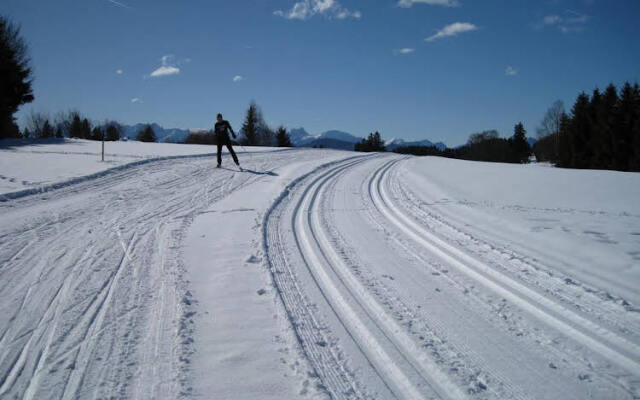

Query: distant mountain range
[289,128,447,151]
[122,124,535,152]
[122,123,191,143]
[384,138,447,151]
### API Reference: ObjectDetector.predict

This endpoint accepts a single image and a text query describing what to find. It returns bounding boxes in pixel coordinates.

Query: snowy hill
[1,140,639,399]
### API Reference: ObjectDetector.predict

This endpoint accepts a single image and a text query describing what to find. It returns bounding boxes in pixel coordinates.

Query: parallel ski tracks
[370,158,640,378]
[0,152,284,399]
[265,156,468,399]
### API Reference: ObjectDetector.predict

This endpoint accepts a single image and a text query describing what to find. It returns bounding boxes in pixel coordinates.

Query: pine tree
[241,102,260,146]
[557,113,572,168]
[630,83,640,171]
[612,83,635,171]
[0,16,34,139]
[355,131,386,152]
[276,126,292,147]
[68,113,83,138]
[136,124,156,142]
[90,126,104,141]
[594,84,618,169]
[81,118,91,139]
[40,119,54,138]
[260,125,275,146]
[55,126,63,138]
[569,93,592,168]
[104,122,121,141]
[511,122,531,163]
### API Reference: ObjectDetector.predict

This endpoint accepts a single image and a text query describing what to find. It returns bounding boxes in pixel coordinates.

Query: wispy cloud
[505,65,518,76]
[150,55,180,78]
[274,0,361,20]
[131,98,142,103]
[116,69,123,75]
[535,10,589,33]
[232,75,245,82]
[425,22,477,42]
[394,48,415,55]
[397,0,459,8]
[105,0,132,9]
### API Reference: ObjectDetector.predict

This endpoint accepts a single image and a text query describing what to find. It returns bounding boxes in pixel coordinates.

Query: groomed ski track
[264,154,639,399]
[1,149,638,399]
[0,149,293,399]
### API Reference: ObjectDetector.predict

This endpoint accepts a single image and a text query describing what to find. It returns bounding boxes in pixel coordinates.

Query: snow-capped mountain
[290,128,362,147]
[385,138,447,151]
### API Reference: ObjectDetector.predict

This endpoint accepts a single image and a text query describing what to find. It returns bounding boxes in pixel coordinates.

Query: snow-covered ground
[0,141,638,399]
[0,138,277,196]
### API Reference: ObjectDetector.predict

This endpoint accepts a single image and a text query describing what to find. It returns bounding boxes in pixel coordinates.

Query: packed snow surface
[0,141,638,399]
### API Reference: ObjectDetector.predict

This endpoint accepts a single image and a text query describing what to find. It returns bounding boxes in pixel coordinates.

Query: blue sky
[4,0,639,145]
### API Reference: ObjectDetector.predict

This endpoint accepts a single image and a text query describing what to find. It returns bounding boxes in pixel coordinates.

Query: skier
[214,113,241,169]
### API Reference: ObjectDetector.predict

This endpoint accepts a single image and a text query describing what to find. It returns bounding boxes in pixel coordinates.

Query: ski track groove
[0,151,288,399]
[391,164,640,340]
[265,157,371,400]
[308,162,468,399]
[372,158,640,385]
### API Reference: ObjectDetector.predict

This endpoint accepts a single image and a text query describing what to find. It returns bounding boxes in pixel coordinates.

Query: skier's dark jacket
[214,120,235,141]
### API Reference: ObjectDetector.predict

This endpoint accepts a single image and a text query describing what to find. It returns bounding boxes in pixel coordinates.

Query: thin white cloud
[131,98,142,103]
[274,0,361,20]
[150,55,181,78]
[105,0,132,9]
[394,48,415,55]
[505,65,518,76]
[232,75,245,82]
[116,69,123,75]
[425,22,477,42]
[398,0,459,8]
[535,10,589,33]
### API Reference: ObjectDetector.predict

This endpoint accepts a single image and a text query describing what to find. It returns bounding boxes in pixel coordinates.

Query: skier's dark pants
[217,136,239,165]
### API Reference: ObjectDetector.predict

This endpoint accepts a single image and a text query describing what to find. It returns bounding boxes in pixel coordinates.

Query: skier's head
[216,113,223,122]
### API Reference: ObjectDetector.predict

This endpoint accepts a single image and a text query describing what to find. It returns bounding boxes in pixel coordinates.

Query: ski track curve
[370,157,640,397]
[0,150,288,399]
[265,154,639,399]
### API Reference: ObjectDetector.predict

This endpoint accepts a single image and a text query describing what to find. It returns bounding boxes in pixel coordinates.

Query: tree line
[393,123,531,164]
[185,101,292,147]
[534,82,640,171]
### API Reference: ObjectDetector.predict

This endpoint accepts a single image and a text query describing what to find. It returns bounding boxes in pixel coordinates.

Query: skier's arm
[228,122,236,138]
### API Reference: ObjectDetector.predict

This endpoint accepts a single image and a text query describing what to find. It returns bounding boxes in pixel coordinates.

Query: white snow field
[0,141,639,399]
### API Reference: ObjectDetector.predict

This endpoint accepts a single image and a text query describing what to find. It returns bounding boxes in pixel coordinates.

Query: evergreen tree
[593,84,618,169]
[276,126,292,147]
[569,92,592,168]
[22,128,30,139]
[557,113,572,168]
[260,125,275,146]
[0,16,34,139]
[612,83,635,171]
[136,124,156,142]
[104,122,122,141]
[80,118,91,139]
[90,126,104,141]
[55,126,63,138]
[355,131,386,152]
[68,113,84,138]
[40,119,54,138]
[241,102,260,146]
[510,122,530,163]
[630,83,640,171]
